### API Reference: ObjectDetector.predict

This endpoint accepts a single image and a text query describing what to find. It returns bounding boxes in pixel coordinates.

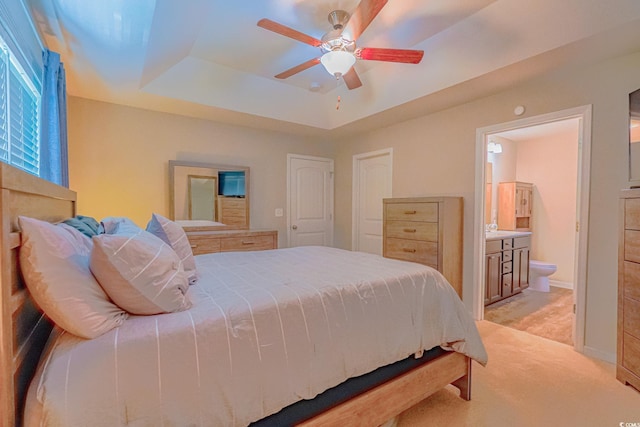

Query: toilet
[529,260,557,292]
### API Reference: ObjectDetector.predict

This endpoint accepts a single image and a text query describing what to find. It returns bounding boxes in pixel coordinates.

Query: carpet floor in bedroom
[396,321,640,427]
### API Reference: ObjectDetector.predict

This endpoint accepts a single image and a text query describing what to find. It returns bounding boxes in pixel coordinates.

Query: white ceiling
[26,0,640,137]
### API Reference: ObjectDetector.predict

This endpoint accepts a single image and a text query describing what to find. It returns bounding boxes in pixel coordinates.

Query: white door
[352,149,392,254]
[288,154,334,247]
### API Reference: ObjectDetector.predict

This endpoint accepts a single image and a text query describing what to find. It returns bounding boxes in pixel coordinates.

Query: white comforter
[25,246,487,427]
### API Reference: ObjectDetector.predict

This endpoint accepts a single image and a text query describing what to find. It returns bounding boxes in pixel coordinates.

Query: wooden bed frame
[0,162,471,427]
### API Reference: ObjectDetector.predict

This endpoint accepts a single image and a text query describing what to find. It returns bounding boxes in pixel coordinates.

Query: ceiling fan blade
[257,18,322,47]
[343,68,362,90]
[275,57,321,79]
[345,0,388,41]
[356,47,424,64]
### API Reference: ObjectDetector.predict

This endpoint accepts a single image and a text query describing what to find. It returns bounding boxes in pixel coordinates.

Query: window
[0,40,40,176]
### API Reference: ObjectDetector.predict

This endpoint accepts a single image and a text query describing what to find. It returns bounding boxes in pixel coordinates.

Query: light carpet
[396,321,640,427]
[484,287,573,345]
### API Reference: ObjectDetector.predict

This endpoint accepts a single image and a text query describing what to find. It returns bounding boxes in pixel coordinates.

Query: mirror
[169,160,250,230]
[630,89,640,185]
[188,175,216,221]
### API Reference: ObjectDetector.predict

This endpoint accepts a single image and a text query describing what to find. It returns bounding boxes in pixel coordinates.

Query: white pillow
[18,216,127,339]
[146,213,198,284]
[90,220,191,315]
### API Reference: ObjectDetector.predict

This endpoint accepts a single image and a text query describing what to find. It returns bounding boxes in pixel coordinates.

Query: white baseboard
[582,345,616,364]
[549,280,573,290]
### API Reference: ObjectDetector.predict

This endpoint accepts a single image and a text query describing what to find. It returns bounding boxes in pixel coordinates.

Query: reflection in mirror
[188,175,216,221]
[169,160,250,230]
[630,88,640,184]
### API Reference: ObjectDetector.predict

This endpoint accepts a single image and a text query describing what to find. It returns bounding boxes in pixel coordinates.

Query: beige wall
[333,51,640,359]
[67,97,334,248]
[516,127,579,285]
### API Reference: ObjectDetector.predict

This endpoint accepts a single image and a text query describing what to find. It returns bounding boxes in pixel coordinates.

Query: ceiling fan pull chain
[336,95,341,110]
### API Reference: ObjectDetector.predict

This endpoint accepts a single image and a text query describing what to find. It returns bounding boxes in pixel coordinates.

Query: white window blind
[0,42,40,176]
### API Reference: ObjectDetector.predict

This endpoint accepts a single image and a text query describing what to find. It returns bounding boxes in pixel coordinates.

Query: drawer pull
[403,228,417,233]
[403,248,417,253]
[404,210,417,215]
[241,241,255,245]
[190,244,198,248]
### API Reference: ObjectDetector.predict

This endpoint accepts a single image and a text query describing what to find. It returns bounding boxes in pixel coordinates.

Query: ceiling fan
[257,0,424,90]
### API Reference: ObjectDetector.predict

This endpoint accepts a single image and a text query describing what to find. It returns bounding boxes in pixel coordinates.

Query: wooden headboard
[0,163,76,427]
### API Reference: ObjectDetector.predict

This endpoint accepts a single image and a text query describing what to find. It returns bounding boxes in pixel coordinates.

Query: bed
[0,163,487,427]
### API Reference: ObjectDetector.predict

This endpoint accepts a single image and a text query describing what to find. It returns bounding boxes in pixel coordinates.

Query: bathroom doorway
[472,105,592,352]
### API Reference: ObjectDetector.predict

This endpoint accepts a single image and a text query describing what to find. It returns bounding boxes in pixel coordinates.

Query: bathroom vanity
[485,231,531,306]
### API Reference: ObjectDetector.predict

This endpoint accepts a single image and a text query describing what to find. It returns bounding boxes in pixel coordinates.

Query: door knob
[292,225,298,230]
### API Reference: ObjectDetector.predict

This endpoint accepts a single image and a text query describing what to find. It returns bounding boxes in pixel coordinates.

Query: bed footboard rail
[298,352,472,427]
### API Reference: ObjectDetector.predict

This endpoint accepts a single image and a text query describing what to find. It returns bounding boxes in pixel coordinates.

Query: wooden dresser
[185,229,277,255]
[383,197,463,297]
[618,189,640,392]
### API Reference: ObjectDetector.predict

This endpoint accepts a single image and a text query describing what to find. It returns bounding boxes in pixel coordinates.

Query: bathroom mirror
[169,160,250,230]
[629,88,640,186]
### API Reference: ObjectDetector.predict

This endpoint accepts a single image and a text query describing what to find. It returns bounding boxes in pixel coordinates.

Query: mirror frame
[169,160,250,231]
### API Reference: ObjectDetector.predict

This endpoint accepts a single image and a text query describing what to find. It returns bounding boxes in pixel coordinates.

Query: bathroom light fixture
[487,141,503,153]
[320,50,356,77]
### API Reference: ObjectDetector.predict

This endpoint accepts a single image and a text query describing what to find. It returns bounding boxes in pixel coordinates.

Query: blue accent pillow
[63,215,103,237]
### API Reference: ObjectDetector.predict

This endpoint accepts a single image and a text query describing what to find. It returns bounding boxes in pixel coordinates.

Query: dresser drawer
[385,238,438,268]
[188,235,221,255]
[625,198,640,230]
[385,221,438,242]
[502,273,513,290]
[624,261,640,301]
[220,207,246,217]
[624,297,640,339]
[623,332,640,376]
[220,198,246,209]
[625,230,640,263]
[221,235,276,252]
[486,240,502,254]
[385,202,438,222]
[514,236,531,249]
[502,261,513,275]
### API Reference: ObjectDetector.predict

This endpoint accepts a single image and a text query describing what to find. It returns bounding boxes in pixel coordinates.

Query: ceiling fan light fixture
[320,50,356,77]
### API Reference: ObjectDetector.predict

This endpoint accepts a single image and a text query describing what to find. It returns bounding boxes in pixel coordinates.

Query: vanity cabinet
[186,229,277,255]
[498,182,533,231]
[383,197,463,297]
[485,234,530,306]
[618,189,640,392]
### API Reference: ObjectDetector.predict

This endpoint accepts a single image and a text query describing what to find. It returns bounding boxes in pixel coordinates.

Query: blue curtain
[40,49,69,187]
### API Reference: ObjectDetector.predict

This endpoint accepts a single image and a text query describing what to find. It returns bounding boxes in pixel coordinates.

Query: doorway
[287,154,334,247]
[352,148,393,254]
[473,105,592,352]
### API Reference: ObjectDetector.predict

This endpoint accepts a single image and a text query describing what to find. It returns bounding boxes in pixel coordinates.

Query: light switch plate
[275,208,283,217]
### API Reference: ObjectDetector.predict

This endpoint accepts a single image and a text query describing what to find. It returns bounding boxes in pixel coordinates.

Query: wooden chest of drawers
[383,197,463,297]
[186,229,277,256]
[619,190,640,392]
[217,196,248,226]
